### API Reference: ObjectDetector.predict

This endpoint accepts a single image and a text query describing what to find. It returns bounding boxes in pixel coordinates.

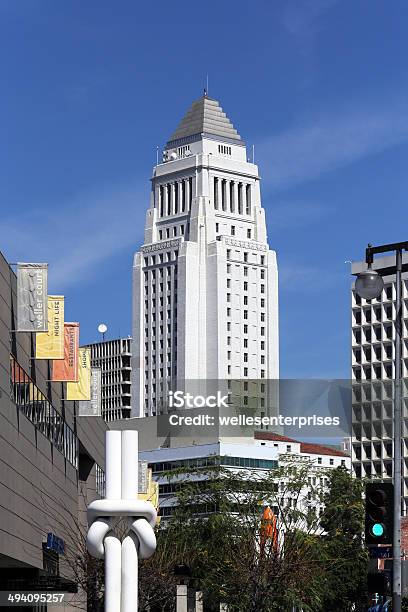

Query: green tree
[152,460,328,611]
[320,466,368,612]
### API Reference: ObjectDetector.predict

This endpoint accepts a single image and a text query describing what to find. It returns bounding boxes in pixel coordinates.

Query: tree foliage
[146,461,367,612]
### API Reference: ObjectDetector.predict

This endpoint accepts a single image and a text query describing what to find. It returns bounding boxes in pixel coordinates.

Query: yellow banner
[67,348,91,401]
[35,296,65,359]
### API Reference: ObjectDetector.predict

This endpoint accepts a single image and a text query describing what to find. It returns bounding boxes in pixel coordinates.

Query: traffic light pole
[393,248,402,612]
[359,242,408,612]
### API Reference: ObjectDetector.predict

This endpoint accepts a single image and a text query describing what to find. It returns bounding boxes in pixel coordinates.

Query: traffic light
[365,482,394,546]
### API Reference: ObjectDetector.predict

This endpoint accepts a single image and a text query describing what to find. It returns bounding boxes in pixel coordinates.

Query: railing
[9,355,78,469]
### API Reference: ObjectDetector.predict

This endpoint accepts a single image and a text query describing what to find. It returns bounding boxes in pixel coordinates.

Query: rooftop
[254,432,349,457]
[166,94,243,147]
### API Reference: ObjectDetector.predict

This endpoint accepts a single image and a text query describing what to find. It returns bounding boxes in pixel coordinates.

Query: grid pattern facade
[85,337,132,422]
[351,256,408,512]
[142,247,179,415]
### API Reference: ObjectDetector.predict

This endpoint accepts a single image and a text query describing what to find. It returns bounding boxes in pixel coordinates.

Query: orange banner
[51,322,79,382]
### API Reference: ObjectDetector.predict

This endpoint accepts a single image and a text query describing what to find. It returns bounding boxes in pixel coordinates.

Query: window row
[10,356,78,469]
[218,144,232,155]
[226,251,265,265]
[158,178,193,217]
[213,178,252,215]
[144,251,179,267]
[216,223,253,239]
[158,225,185,240]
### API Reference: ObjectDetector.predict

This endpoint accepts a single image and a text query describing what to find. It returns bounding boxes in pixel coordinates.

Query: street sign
[369,546,393,559]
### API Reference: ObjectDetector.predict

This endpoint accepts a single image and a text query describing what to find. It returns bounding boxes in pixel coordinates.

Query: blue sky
[1,0,407,378]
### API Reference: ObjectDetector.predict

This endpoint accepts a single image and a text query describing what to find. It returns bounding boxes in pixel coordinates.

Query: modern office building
[84,337,132,421]
[351,254,408,512]
[140,441,279,520]
[0,251,107,608]
[136,429,349,521]
[131,94,279,418]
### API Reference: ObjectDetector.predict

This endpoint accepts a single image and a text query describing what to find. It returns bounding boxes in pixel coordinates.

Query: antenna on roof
[156,145,159,165]
[203,74,209,97]
[252,144,255,164]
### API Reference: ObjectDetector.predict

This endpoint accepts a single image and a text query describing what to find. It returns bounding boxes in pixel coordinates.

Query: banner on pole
[35,296,65,359]
[67,347,91,400]
[17,263,48,332]
[52,323,79,382]
[79,368,102,416]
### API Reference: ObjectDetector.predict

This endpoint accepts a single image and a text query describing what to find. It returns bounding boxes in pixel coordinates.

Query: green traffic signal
[365,482,394,546]
[371,523,384,537]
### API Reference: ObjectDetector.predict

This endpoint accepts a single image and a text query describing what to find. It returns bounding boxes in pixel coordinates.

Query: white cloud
[257,97,408,191]
[266,199,334,231]
[281,0,339,37]
[279,261,339,292]
[0,181,148,290]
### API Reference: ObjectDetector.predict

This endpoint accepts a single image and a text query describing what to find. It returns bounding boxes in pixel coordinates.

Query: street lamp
[355,267,384,301]
[354,241,408,612]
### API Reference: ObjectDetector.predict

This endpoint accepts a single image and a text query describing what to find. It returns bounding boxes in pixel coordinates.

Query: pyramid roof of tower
[166,95,243,146]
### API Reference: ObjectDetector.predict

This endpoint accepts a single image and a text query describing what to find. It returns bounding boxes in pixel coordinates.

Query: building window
[227,249,231,260]
[246,184,251,215]
[260,255,265,265]
[244,252,248,262]
[247,229,251,239]
[244,367,248,377]
[244,267,248,277]
[10,356,79,469]
[231,225,235,236]
[218,144,232,155]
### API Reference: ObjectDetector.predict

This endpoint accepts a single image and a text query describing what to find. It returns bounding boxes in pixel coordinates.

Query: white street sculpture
[87,431,157,612]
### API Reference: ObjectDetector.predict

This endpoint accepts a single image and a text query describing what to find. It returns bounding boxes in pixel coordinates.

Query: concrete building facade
[131,94,279,418]
[0,251,107,607]
[351,254,408,512]
[84,337,132,422]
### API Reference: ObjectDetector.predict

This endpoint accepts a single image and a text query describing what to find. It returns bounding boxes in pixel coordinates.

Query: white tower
[132,94,279,418]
